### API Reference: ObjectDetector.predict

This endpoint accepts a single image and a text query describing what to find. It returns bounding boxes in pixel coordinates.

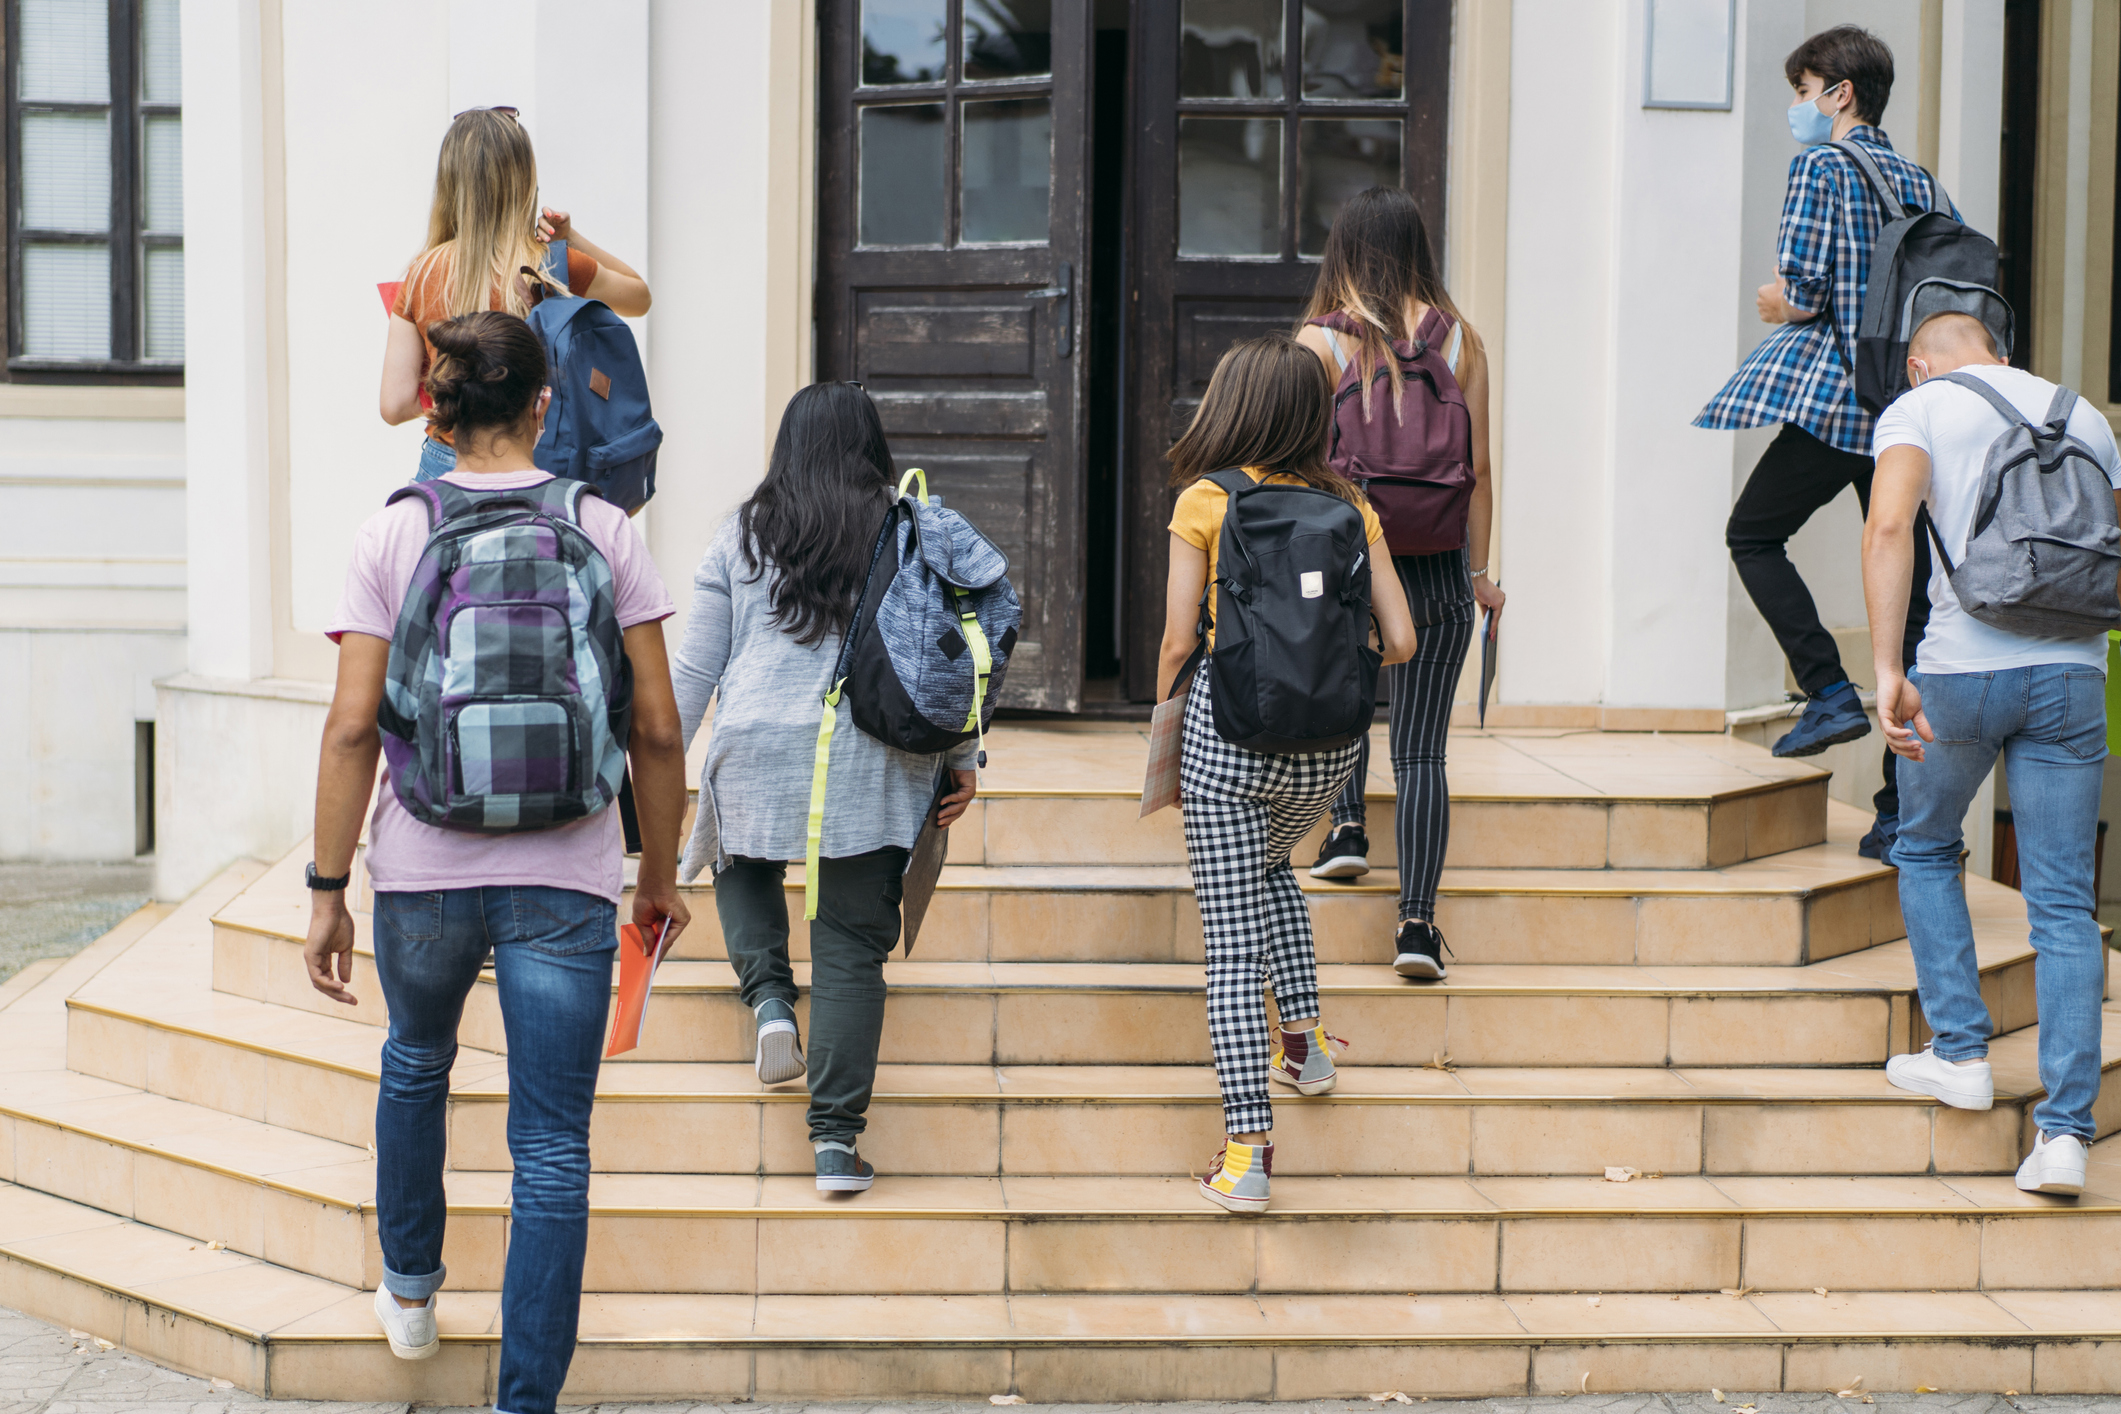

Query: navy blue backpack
[526,240,663,512]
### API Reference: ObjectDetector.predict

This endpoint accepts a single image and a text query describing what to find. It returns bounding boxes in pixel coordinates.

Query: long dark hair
[1167,333,1359,504]
[738,382,897,646]
[1301,185,1462,422]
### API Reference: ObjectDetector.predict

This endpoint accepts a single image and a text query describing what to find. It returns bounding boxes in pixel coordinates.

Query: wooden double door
[815,0,1451,709]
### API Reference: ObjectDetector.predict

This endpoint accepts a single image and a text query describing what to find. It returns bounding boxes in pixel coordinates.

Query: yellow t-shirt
[1167,468,1384,649]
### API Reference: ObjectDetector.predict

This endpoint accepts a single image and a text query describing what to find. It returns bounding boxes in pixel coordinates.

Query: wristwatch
[305,862,351,892]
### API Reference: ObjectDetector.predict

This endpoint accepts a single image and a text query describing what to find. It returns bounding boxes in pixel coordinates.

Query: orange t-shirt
[391,242,599,430]
[1168,467,1384,649]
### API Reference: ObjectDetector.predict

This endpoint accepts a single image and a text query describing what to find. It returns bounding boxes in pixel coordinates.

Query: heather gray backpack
[1920,372,2121,638]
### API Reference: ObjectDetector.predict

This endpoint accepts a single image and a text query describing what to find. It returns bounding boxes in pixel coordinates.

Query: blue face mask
[1788,92,1836,146]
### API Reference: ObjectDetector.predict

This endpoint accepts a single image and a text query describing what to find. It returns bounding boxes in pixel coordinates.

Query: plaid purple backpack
[377,477,632,832]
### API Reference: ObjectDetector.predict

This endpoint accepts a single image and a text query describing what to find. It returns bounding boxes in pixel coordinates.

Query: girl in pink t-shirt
[307,310,683,1414]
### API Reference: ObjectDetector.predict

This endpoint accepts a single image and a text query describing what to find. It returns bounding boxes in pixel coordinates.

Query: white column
[179,0,273,680]
[2057,0,2096,391]
[1936,0,2004,235]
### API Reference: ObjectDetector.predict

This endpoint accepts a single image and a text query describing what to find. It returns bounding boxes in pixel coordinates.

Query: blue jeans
[416,435,456,482]
[371,886,616,1414]
[1894,665,2107,1141]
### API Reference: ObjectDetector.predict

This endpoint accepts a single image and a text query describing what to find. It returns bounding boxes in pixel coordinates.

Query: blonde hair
[1301,186,1466,423]
[410,108,560,320]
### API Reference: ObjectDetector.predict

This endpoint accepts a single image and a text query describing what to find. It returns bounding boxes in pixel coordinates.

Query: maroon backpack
[1309,308,1474,556]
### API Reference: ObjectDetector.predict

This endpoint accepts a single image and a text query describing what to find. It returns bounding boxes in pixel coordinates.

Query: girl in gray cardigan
[672,382,977,1195]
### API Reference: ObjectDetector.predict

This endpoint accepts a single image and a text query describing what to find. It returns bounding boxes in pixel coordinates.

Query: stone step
[2,1080,2118,1299]
[693,723,1833,872]
[3,1179,2119,1401]
[60,966,2121,1176]
[349,823,1903,970]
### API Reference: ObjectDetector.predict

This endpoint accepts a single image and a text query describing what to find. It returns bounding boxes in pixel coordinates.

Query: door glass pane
[144,116,183,232]
[964,0,1052,80]
[140,0,181,103]
[1301,0,1404,99]
[1299,118,1401,254]
[962,99,1051,243]
[22,112,110,232]
[22,244,110,358]
[145,247,185,360]
[862,0,947,85]
[17,0,109,103]
[1178,116,1281,257]
[859,104,946,246]
[1181,0,1284,99]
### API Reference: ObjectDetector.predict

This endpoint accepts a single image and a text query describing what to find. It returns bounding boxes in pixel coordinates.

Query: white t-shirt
[1872,364,2121,675]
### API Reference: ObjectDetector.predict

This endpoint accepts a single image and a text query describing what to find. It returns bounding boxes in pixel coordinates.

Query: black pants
[1725,422,1931,817]
[714,849,907,1145]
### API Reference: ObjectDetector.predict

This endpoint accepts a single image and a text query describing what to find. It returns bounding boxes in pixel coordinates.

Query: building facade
[0,0,2114,899]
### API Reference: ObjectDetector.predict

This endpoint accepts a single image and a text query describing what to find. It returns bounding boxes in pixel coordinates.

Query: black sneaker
[1309,824,1372,880]
[1392,920,1452,981]
[815,1141,875,1194]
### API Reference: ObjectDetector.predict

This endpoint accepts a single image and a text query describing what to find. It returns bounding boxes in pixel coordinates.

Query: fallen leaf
[1735,1405,1759,1412]
[990,1397,1027,1406]
[1367,1394,1414,1405]
[2005,1392,2018,1398]
[1713,1389,1726,1402]
[1586,1296,1602,1307]
[1580,1372,1590,1394]
[210,1378,234,1391]
[1720,1287,1758,1299]
[1603,1166,1637,1183]
[1815,1288,1830,1297]
[1916,1388,1938,1395]
[1423,1052,1457,1072]
[1835,1375,1867,1399]
[93,1339,114,1351]
[67,1330,88,1340]
[206,1240,225,1252]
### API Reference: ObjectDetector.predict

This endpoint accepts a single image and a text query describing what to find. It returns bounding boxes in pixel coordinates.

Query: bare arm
[1862,445,1933,760]
[1456,327,1506,623]
[1295,322,1342,382]
[1369,535,1418,664]
[542,208,652,317]
[1157,534,1210,702]
[380,316,427,426]
[621,620,692,946]
[303,634,389,1004]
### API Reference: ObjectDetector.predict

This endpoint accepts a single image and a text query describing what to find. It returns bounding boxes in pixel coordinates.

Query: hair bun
[422,311,548,444]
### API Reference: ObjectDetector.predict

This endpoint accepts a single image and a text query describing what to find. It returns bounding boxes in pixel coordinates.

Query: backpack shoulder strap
[1205,468,1255,498]
[1444,320,1465,376]
[386,478,478,527]
[1830,138,1914,218]
[1306,315,1354,373]
[2042,383,2080,430]
[1941,371,2033,429]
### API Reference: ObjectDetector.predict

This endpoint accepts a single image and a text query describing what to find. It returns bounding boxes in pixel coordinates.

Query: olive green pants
[714,849,907,1145]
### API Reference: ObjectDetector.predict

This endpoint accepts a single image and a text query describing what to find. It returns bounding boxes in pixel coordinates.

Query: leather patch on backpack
[589,368,612,400]
[937,628,967,661]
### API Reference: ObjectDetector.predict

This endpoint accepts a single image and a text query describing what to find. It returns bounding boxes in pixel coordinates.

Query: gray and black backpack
[1921,372,2121,638]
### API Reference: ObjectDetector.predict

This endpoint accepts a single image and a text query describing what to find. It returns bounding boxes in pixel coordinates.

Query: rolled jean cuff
[383,1261,446,1301]
[1931,1046,1989,1063]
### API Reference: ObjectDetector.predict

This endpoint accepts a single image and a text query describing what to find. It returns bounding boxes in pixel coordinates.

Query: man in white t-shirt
[1861,311,2121,1198]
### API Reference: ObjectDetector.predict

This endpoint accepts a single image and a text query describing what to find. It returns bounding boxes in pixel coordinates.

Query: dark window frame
[1,0,183,384]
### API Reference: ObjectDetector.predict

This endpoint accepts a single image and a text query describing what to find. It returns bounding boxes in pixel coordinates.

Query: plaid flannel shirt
[1695,127,1955,456]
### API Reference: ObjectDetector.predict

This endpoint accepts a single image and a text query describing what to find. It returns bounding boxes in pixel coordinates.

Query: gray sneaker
[372,1286,438,1361]
[1198,1140,1272,1213]
[815,1140,875,1193]
[755,998,806,1085]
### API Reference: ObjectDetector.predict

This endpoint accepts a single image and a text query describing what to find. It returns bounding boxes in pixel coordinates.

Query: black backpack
[1832,140,2014,414]
[1180,470,1381,754]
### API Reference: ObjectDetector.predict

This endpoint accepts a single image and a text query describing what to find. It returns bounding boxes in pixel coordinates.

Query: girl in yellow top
[1158,334,1417,1213]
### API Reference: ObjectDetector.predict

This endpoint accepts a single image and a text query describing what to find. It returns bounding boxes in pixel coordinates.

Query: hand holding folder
[605,917,675,1058]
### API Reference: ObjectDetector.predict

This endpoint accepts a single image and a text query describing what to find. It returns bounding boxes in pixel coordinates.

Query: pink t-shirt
[327,469,675,903]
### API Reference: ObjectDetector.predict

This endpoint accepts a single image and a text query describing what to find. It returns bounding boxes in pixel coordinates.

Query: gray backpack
[1920,372,2121,638]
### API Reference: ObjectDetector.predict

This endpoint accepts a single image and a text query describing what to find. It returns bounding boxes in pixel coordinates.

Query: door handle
[1024,261,1072,358]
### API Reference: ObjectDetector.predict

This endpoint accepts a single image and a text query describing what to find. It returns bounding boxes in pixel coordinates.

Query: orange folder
[604,917,674,1058]
[377,280,403,315]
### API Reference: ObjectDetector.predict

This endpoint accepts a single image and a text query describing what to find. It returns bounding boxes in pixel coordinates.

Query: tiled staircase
[1,723,2118,1403]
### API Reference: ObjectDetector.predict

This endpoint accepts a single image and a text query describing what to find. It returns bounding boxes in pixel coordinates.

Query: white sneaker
[1884,1046,1993,1110]
[2016,1131,2088,1197]
[373,1286,439,1360]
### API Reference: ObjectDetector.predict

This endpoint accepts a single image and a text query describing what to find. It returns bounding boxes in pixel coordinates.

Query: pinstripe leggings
[1331,577,1477,924]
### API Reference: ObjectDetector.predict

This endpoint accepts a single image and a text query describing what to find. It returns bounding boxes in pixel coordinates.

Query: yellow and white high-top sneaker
[1269,1024,1344,1096]
[1198,1139,1273,1213]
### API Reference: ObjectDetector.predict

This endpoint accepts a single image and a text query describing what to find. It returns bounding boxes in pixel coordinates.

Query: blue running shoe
[1771,683,1871,758]
[1858,813,1898,862]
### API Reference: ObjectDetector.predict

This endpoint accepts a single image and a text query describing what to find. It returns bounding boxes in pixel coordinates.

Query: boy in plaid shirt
[1696,25,1949,860]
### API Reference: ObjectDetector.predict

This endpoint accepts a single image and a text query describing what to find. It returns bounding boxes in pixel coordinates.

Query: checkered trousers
[1180,672,1362,1136]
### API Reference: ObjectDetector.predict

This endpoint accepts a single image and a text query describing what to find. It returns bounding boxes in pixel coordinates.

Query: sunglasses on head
[454,105,520,121]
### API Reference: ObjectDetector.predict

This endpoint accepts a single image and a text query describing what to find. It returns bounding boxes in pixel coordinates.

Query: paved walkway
[0,1304,2112,1414]
[0,861,150,986]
